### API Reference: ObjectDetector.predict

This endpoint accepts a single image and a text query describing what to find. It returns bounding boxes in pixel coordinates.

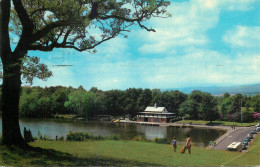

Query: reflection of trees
[137,125,167,140]
[182,127,192,133]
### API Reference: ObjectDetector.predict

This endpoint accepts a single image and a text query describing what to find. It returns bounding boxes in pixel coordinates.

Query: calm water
[0,117,226,147]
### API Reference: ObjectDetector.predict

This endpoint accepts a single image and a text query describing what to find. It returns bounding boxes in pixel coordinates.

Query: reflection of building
[137,103,175,123]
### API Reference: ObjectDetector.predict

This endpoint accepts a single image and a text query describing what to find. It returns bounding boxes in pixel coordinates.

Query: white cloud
[138,0,256,54]
[30,60,76,88]
[27,0,260,90]
[76,46,260,90]
[139,49,260,88]
[223,26,260,48]
[138,0,219,54]
[197,0,255,11]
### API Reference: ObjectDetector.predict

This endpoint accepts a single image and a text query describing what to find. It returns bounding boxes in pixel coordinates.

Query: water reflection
[0,117,225,147]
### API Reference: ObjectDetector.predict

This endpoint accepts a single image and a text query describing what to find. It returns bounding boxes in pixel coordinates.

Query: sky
[29,0,260,91]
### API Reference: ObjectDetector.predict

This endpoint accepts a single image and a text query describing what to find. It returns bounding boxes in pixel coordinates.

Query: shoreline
[118,120,256,149]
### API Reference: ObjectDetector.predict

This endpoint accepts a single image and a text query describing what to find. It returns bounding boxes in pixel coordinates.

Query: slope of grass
[177,120,258,127]
[0,134,259,166]
[223,134,260,166]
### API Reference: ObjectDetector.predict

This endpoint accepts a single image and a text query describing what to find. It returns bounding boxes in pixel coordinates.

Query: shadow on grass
[206,122,223,126]
[0,144,161,166]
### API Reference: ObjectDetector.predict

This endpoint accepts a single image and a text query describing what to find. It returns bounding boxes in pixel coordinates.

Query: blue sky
[29,0,260,91]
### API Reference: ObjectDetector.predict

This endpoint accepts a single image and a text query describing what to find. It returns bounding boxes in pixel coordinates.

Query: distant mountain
[163,84,260,96]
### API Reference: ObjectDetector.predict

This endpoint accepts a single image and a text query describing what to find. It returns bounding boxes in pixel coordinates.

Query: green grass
[176,120,258,127]
[0,134,259,166]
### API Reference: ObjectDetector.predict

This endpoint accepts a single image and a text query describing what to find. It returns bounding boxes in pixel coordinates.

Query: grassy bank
[176,120,258,127]
[0,134,259,166]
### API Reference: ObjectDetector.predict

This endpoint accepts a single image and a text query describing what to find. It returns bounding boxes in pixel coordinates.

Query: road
[213,126,256,150]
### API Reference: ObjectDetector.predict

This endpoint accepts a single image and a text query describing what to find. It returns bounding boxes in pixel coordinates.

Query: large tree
[0,0,170,147]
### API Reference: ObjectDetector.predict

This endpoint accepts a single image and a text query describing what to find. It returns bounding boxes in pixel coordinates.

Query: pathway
[211,126,255,150]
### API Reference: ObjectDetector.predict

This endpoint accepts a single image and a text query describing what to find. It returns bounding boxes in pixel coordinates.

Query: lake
[0,117,226,147]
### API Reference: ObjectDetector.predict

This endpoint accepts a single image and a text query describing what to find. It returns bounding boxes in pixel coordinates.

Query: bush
[154,138,170,144]
[132,136,146,141]
[40,135,52,141]
[184,114,190,120]
[107,135,120,140]
[32,137,38,141]
[229,112,241,122]
[242,111,254,123]
[66,132,120,141]
[67,132,84,141]
[253,113,260,120]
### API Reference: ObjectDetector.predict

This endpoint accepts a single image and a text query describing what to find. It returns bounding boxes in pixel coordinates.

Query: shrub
[66,132,120,141]
[154,138,170,144]
[40,135,52,141]
[67,132,84,141]
[107,135,120,140]
[242,111,254,123]
[132,136,146,141]
[253,113,260,120]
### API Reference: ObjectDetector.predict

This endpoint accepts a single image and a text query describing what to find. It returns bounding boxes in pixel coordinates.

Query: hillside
[164,84,260,96]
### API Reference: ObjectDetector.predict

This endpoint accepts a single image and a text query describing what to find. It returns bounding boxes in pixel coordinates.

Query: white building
[137,103,175,123]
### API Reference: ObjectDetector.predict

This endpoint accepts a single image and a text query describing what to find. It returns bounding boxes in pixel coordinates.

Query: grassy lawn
[176,120,258,127]
[0,134,259,166]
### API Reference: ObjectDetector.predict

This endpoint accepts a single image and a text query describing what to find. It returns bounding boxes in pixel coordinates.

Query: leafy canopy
[10,0,171,53]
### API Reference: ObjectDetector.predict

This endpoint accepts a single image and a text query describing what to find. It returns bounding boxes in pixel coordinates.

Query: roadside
[210,126,255,150]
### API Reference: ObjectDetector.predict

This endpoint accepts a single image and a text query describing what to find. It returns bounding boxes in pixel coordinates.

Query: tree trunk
[1,57,28,147]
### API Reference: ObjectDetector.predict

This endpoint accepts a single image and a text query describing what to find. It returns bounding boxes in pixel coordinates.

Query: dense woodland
[0,86,259,123]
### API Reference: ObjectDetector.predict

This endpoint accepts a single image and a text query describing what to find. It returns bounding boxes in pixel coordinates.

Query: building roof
[144,106,168,113]
[138,112,175,115]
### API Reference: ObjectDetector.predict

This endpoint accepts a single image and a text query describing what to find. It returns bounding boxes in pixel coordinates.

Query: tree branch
[28,33,117,52]
[29,8,49,17]
[12,0,34,33]
[137,20,155,32]
[0,0,12,64]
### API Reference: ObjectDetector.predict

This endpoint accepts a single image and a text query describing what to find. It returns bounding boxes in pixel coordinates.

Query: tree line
[1,86,259,123]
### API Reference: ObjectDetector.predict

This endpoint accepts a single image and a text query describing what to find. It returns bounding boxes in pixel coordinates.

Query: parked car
[246,133,253,139]
[242,143,247,150]
[255,123,260,127]
[251,130,257,135]
[244,136,250,141]
[243,138,249,146]
[256,127,260,132]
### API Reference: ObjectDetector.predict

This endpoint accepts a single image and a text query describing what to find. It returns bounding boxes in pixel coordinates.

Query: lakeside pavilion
[137,103,176,123]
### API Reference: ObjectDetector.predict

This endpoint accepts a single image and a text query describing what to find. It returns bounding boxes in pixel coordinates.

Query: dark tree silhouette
[0,0,170,147]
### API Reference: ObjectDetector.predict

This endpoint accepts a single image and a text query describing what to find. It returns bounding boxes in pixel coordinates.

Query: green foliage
[0,55,52,84]
[132,136,147,141]
[180,99,200,119]
[203,93,219,122]
[137,88,152,112]
[154,137,170,144]
[39,135,52,141]
[107,134,120,140]
[64,89,88,118]
[15,85,260,123]
[66,131,120,141]
[242,110,254,123]
[67,132,104,141]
